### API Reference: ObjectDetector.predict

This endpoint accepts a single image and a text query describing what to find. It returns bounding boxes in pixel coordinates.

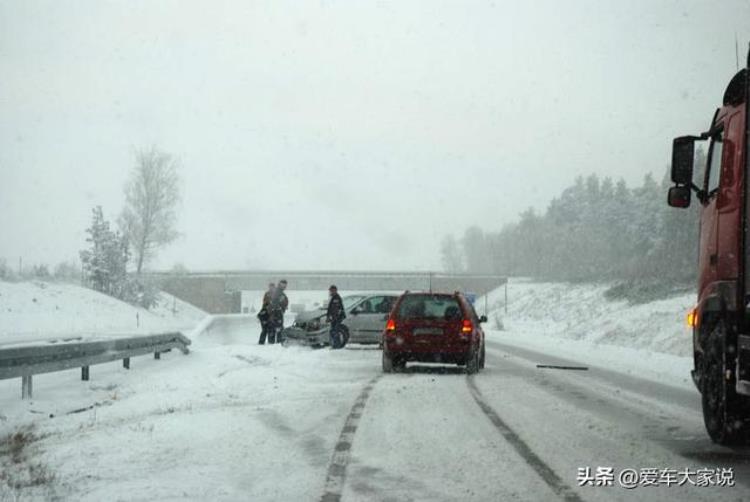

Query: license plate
[413,327,443,336]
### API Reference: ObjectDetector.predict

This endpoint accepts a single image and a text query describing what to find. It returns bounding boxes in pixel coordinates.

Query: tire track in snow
[467,376,584,502]
[320,375,381,502]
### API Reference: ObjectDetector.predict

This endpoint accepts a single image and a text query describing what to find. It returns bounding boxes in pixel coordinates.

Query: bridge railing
[0,332,191,399]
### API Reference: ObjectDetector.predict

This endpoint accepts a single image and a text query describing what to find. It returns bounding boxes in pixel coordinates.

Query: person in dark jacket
[257,282,275,345]
[326,285,346,349]
[268,279,289,344]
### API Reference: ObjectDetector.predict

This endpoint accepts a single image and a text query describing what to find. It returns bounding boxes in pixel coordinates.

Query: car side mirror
[671,136,696,185]
[479,315,488,323]
[667,185,691,208]
[351,307,361,315]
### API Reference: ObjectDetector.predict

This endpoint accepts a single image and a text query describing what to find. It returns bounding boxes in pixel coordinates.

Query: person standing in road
[257,282,275,345]
[268,279,289,344]
[326,285,346,349]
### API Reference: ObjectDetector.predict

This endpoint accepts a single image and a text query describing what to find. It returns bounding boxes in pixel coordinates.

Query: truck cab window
[706,130,724,194]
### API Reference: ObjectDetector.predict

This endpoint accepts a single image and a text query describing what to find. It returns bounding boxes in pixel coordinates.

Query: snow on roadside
[0,314,380,501]
[0,280,207,346]
[481,278,696,390]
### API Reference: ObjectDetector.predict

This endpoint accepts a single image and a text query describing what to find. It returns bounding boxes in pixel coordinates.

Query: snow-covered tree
[119,146,181,275]
[80,206,129,296]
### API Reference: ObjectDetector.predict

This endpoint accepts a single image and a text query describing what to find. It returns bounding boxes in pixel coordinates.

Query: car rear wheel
[382,351,394,373]
[479,343,485,369]
[466,348,480,375]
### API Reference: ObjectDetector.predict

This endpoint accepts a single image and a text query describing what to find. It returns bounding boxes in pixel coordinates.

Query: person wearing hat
[326,285,346,349]
[257,282,275,345]
[267,279,289,344]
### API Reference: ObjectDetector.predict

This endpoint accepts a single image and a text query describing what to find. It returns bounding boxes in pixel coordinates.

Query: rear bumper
[383,339,474,362]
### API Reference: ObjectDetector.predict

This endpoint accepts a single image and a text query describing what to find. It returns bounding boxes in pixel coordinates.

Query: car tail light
[386,319,396,331]
[461,319,473,333]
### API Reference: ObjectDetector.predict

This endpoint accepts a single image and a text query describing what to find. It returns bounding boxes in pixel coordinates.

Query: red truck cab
[667,49,750,444]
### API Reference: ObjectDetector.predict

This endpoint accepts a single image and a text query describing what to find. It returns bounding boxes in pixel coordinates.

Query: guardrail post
[154,351,161,360]
[22,375,32,399]
[123,357,130,369]
[81,366,89,381]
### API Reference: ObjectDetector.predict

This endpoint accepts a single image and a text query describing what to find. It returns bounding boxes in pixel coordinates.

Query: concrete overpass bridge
[148,270,507,314]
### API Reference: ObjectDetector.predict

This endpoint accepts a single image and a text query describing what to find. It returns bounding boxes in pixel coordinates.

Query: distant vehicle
[382,291,487,373]
[282,293,399,347]
[666,47,750,445]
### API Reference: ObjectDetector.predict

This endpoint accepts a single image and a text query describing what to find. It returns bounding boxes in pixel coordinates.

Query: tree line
[441,160,705,286]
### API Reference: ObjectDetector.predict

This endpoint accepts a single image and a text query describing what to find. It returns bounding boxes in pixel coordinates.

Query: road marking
[320,375,381,502]
[467,376,584,502]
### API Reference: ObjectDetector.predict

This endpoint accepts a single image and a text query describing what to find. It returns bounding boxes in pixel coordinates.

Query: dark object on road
[535,365,589,371]
[382,291,487,374]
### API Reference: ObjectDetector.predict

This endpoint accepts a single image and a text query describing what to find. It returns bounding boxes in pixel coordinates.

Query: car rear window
[397,295,462,320]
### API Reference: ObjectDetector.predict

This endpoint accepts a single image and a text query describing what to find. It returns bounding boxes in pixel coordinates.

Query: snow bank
[483,279,694,357]
[0,280,207,346]
[482,278,696,390]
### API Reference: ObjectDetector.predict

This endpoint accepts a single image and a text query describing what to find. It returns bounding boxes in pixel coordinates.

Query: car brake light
[386,319,396,331]
[462,319,472,333]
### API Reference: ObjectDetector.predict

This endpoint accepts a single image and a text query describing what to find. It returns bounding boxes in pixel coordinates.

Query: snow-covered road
[3,315,749,501]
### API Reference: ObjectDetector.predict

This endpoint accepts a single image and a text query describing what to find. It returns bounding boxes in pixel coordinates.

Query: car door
[355,296,398,343]
[344,298,370,341]
[698,126,724,300]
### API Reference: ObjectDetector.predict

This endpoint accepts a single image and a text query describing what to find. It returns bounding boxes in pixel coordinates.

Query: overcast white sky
[1,0,749,272]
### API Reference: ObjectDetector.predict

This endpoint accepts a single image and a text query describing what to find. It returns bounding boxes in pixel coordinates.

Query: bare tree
[119,146,181,275]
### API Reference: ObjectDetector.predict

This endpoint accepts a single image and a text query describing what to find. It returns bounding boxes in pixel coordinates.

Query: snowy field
[0,281,206,347]
[5,278,746,502]
[486,279,696,390]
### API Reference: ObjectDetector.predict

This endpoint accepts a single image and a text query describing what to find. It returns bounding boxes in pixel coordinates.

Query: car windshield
[342,295,367,310]
[3,2,750,501]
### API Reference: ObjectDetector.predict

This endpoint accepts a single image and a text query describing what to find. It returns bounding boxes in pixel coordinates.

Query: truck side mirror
[671,136,695,185]
[668,185,691,208]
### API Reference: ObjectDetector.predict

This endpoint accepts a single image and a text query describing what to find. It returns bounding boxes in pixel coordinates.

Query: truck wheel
[382,351,394,373]
[702,321,747,445]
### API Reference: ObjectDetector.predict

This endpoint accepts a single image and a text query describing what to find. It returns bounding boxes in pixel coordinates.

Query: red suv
[382,292,487,373]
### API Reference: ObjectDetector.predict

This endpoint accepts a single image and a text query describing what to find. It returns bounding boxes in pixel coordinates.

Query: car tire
[479,343,485,369]
[383,351,394,373]
[466,348,480,375]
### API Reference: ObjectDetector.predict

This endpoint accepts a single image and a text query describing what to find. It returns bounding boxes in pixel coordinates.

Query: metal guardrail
[0,332,191,399]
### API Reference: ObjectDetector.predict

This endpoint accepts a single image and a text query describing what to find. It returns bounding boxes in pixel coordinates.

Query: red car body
[381,292,486,373]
